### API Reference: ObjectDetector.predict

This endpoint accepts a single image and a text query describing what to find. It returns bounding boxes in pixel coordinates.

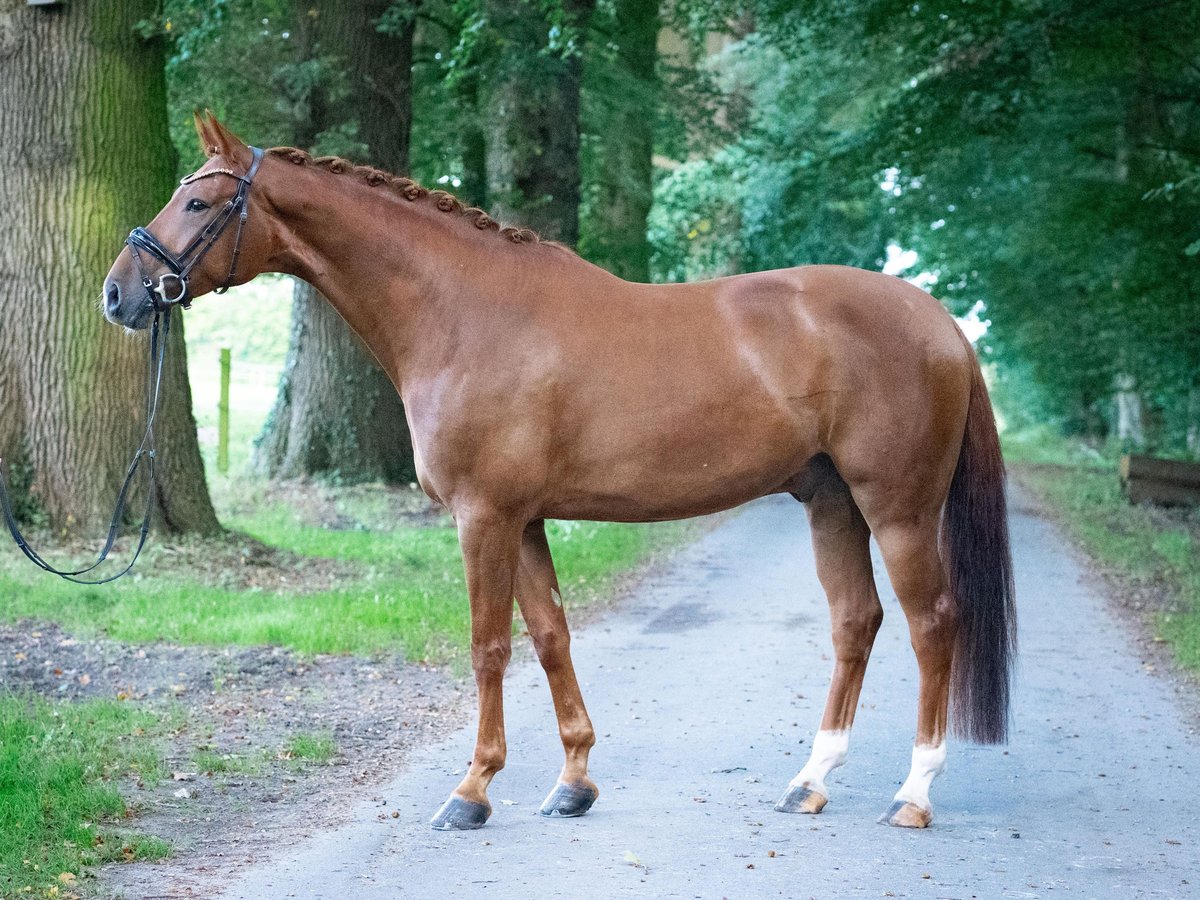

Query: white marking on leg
[893,742,947,811]
[789,729,850,796]
[551,588,563,608]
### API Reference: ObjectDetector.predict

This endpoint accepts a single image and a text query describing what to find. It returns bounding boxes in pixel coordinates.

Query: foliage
[644,0,1200,452]
[0,696,171,897]
[648,27,889,282]
[784,0,1200,449]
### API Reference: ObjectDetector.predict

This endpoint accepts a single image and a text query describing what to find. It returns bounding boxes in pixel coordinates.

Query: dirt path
[104,489,1200,898]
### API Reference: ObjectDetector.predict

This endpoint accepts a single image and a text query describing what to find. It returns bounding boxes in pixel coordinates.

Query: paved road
[213,490,1198,898]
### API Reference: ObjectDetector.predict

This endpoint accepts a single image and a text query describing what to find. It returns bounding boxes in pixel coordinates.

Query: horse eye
[186,198,210,212]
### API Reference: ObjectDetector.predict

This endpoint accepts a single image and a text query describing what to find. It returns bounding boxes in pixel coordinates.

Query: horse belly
[546,402,817,522]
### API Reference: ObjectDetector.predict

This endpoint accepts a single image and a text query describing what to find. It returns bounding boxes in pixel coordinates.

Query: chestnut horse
[104,114,1015,831]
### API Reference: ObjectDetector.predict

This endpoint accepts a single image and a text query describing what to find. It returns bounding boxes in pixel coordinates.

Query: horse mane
[265,147,545,247]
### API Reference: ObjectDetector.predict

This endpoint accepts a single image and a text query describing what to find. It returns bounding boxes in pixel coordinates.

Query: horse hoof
[774,784,828,815]
[880,799,932,828]
[430,794,491,831]
[539,780,598,818]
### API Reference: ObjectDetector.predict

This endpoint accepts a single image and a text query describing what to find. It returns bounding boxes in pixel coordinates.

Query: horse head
[103,112,272,330]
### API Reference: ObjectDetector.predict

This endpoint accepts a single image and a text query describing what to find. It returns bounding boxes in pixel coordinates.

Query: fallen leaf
[57,873,76,884]
[172,772,195,782]
[623,850,643,868]
[173,787,191,799]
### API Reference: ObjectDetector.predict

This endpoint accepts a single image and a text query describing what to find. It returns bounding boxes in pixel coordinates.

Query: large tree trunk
[483,0,596,243]
[254,0,416,484]
[0,0,218,534]
[579,0,659,280]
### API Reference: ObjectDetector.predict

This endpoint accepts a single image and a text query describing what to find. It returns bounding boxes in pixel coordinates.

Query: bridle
[0,147,265,584]
[127,145,264,310]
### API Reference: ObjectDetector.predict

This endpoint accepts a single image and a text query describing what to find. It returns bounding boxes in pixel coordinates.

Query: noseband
[127,145,264,310]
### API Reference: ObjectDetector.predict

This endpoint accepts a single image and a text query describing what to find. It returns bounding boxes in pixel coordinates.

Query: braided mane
[266,147,544,246]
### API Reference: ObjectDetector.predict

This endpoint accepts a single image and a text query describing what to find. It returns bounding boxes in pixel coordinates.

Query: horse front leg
[514,521,599,817]
[430,509,523,831]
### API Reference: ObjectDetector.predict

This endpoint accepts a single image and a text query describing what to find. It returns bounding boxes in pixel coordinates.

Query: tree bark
[579,0,659,280]
[483,0,596,243]
[254,0,416,484]
[0,0,218,534]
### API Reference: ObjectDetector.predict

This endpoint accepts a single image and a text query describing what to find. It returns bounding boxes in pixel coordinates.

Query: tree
[478,0,597,242]
[0,0,218,534]
[252,0,417,484]
[578,0,660,280]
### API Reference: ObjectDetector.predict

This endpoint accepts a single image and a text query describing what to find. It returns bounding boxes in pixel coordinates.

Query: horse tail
[943,352,1017,745]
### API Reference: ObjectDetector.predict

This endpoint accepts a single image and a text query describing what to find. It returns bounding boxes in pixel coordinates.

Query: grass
[0,499,694,665]
[1004,426,1200,671]
[191,747,267,776]
[0,695,172,898]
[284,732,337,764]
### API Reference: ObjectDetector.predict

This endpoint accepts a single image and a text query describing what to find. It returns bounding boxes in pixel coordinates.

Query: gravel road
[143,488,1200,898]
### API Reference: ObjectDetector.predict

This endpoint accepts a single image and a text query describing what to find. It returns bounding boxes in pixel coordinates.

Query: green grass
[0,695,171,898]
[0,503,693,665]
[284,732,336,764]
[1006,428,1200,671]
[192,747,267,776]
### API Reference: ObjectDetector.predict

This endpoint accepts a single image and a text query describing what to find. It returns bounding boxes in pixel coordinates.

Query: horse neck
[259,162,533,385]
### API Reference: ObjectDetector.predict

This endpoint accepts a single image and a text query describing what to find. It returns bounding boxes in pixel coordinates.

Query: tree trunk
[0,0,218,534]
[579,0,659,280]
[1114,374,1146,449]
[1187,381,1200,459]
[483,0,596,243]
[254,0,416,484]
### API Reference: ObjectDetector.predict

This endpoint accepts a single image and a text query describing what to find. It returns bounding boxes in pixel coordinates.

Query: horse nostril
[105,282,120,313]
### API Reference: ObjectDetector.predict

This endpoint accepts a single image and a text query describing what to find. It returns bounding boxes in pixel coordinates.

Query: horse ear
[193,109,220,158]
[203,110,252,166]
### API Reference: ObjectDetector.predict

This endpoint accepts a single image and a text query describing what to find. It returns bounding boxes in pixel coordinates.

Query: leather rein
[0,147,264,584]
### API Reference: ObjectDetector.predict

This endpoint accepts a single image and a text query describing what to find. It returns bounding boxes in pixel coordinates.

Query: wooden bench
[1120,454,1200,506]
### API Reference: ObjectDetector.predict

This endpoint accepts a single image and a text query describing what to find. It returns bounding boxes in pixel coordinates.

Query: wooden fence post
[218,348,231,475]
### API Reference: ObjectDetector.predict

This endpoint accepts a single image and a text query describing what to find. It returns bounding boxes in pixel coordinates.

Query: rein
[0,310,171,584]
[0,147,264,583]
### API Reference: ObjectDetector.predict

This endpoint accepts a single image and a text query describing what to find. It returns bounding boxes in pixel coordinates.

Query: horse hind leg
[514,521,599,818]
[776,474,882,815]
[871,515,956,828]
